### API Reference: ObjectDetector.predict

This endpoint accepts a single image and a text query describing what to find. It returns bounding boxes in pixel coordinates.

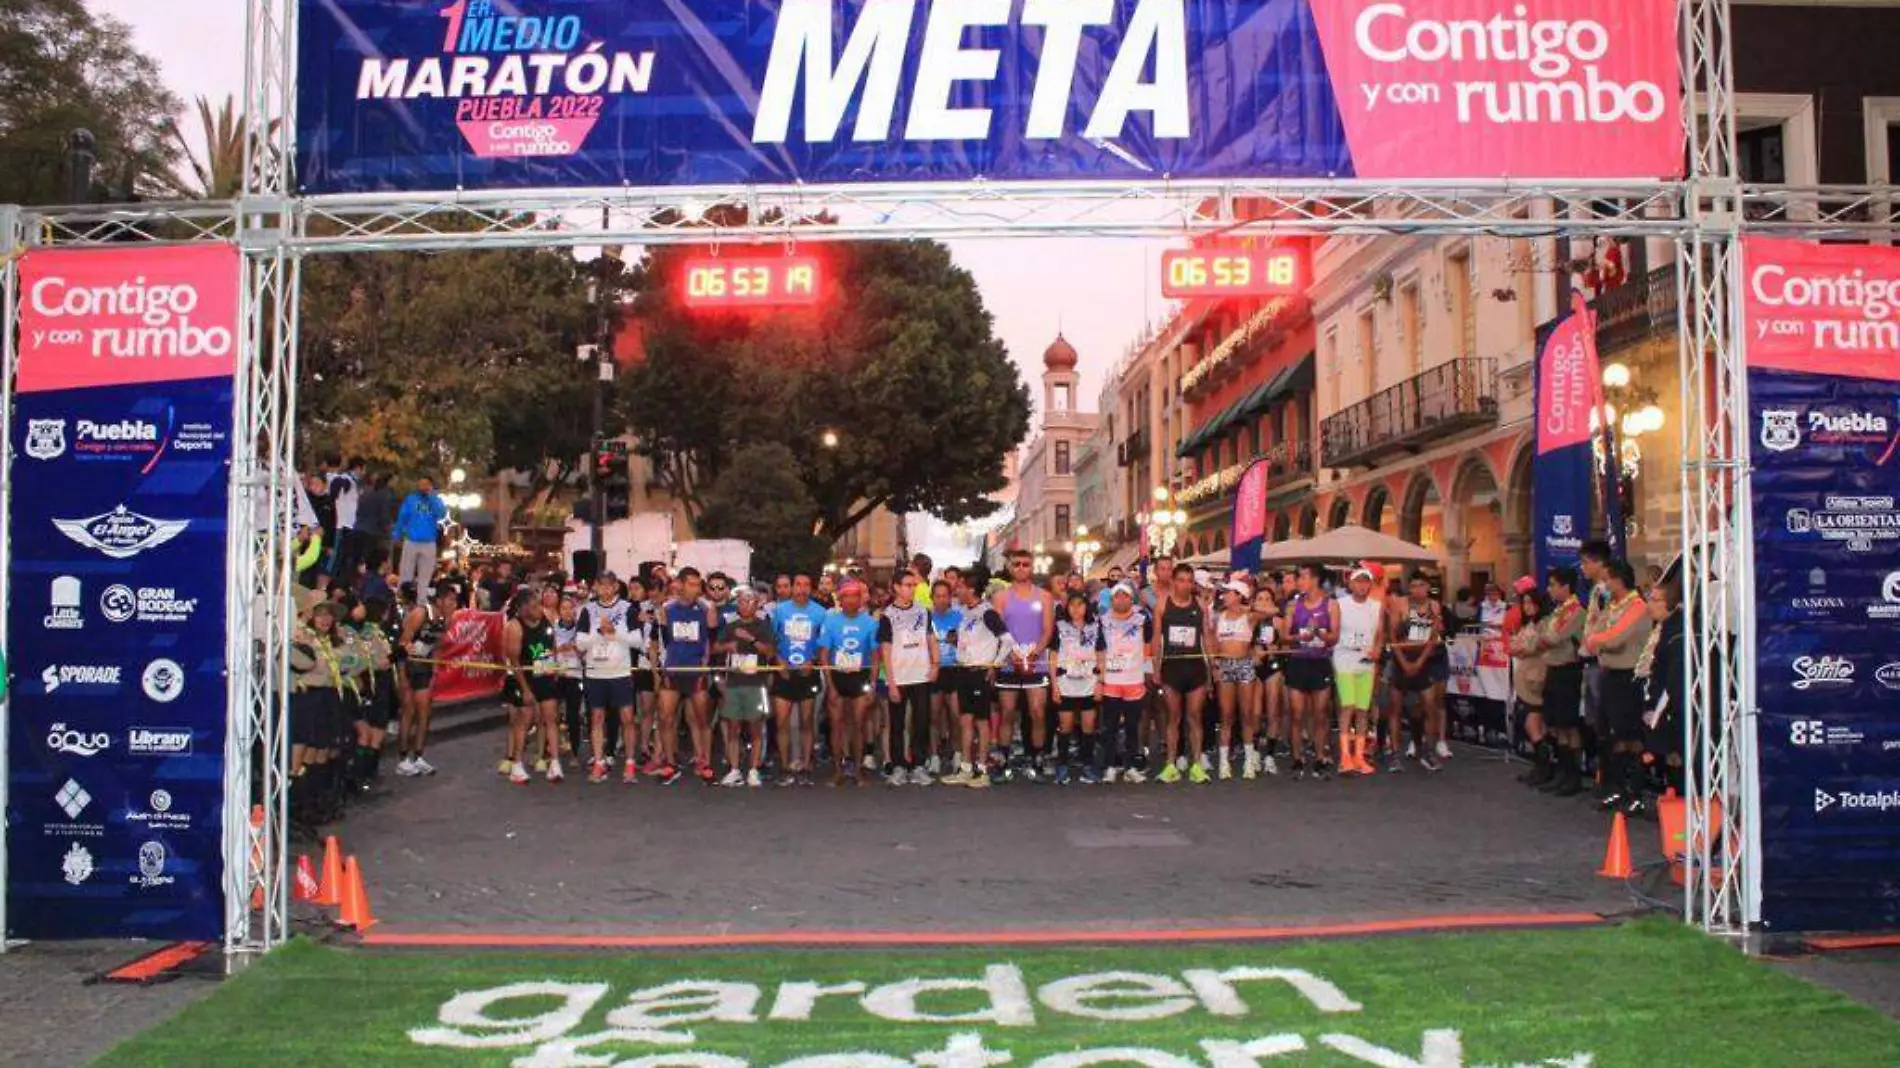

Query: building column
[1443,536,1473,595]
[1503,533,1532,585]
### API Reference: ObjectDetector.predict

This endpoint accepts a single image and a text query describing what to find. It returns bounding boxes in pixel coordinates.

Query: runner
[395,582,459,776]
[1252,586,1285,776]
[1281,565,1337,781]
[1049,592,1104,785]
[927,580,964,778]
[945,577,1010,787]
[1332,567,1386,777]
[503,590,565,784]
[1151,565,1210,784]
[769,573,826,786]
[1391,572,1446,772]
[552,593,587,767]
[715,588,775,787]
[819,580,880,787]
[1097,583,1149,784]
[879,572,939,785]
[1375,564,1409,774]
[629,576,662,774]
[994,549,1056,780]
[1210,579,1259,781]
[1537,567,1589,797]
[659,567,720,785]
[577,571,644,784]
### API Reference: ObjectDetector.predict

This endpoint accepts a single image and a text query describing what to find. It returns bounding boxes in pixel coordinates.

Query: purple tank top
[1002,589,1048,670]
[1290,596,1332,659]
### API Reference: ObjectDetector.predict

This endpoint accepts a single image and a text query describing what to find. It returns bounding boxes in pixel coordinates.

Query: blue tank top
[661,599,710,669]
[1290,596,1332,659]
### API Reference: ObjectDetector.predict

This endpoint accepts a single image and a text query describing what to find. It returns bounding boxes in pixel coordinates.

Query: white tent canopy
[1253,525,1437,566]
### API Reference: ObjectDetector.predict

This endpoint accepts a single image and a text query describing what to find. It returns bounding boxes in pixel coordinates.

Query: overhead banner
[1742,237,1900,933]
[1531,296,1599,579]
[6,245,239,941]
[1229,459,1270,576]
[296,0,1684,195]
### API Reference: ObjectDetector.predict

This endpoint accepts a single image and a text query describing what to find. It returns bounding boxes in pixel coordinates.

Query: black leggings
[890,684,932,768]
[1099,697,1141,771]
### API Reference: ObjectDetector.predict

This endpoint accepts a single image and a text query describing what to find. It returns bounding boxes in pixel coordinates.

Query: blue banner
[6,246,237,942]
[1531,310,1596,580]
[1750,369,1900,933]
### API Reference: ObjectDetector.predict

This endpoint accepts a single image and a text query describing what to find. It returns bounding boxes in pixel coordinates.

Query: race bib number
[835,651,863,672]
[1168,625,1197,648]
[588,643,614,664]
[671,621,701,643]
[1106,654,1133,673]
[900,632,924,650]
[532,658,556,676]
[784,617,813,642]
[734,654,760,674]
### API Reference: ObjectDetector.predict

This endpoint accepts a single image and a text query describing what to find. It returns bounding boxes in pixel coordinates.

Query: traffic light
[593,439,631,521]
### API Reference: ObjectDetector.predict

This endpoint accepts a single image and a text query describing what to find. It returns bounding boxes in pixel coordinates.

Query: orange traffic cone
[294,854,321,902]
[337,856,378,932]
[248,805,266,909]
[1597,812,1633,879]
[317,835,344,907]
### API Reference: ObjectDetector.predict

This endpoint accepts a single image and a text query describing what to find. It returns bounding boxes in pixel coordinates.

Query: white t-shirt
[1334,596,1382,673]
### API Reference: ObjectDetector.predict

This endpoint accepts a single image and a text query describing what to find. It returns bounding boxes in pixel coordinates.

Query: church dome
[1043,333,1078,370]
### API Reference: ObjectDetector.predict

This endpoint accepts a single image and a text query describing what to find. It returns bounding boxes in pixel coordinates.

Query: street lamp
[1032,542,1055,576]
[449,467,468,487]
[820,429,841,449]
[1139,488,1185,557]
[1070,524,1102,575]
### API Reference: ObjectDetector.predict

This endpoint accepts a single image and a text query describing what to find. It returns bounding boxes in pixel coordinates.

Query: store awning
[1089,542,1142,580]
[1176,394,1246,458]
[1239,353,1316,420]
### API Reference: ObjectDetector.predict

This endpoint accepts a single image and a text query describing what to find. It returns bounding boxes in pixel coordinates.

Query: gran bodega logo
[410,965,1593,1067]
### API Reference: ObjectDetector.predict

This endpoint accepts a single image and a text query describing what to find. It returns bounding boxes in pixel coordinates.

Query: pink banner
[17,246,241,394]
[1743,238,1900,383]
[1310,0,1684,180]
[1232,461,1270,545]
[431,609,507,705]
[1537,294,1601,453]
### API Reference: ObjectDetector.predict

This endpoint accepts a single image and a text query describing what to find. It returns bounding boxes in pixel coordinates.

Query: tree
[296,223,624,523]
[696,444,831,579]
[619,236,1030,542]
[161,95,275,200]
[0,0,180,204]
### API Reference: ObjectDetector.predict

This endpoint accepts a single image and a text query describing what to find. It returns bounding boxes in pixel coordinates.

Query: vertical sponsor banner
[1532,297,1599,578]
[1742,237,1900,932]
[1228,459,1271,576]
[6,245,239,941]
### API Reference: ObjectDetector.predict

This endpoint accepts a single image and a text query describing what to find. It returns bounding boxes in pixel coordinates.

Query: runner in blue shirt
[769,573,828,785]
[927,579,964,779]
[819,581,880,787]
[658,567,720,785]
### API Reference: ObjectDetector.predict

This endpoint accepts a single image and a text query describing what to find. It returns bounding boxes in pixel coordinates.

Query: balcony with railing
[1265,439,1314,483]
[1320,358,1498,469]
[1592,266,1678,353]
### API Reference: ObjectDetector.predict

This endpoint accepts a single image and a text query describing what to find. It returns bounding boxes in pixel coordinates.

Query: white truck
[672,539,754,588]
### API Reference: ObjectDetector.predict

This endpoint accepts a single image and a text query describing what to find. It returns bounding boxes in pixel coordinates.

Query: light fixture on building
[1601,362,1632,389]
[449,467,468,487]
[1138,489,1185,557]
[1070,525,1103,575]
[1032,541,1055,575]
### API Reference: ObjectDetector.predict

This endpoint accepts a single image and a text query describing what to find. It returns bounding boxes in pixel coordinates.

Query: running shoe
[940,765,967,786]
[1188,760,1211,785]
[1291,759,1307,781]
[1418,752,1442,773]
[886,766,907,787]
[639,758,666,777]
[1435,740,1454,761]
[1051,764,1071,786]
[925,755,942,776]
[696,762,717,785]
[909,767,933,787]
[746,769,763,788]
[658,764,682,786]
[862,754,879,772]
[1385,749,1404,774]
[1263,752,1279,776]
[1158,762,1182,784]
[546,760,564,784]
[496,759,514,776]
[967,770,992,789]
[397,757,420,777]
[1103,767,1121,785]
[413,757,438,776]
[1217,752,1233,781]
[509,761,530,785]
[533,757,549,775]
[622,761,638,784]
[1079,766,1102,785]
[1405,741,1417,759]
[1122,767,1147,785]
[720,768,744,788]
[1316,759,1335,780]
[1242,748,1260,780]
[588,760,608,784]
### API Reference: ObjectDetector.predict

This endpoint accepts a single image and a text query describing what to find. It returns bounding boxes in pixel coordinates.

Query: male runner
[946,577,1011,786]
[1151,565,1210,784]
[715,588,775,787]
[879,573,939,785]
[769,573,826,785]
[503,591,564,784]
[1391,572,1446,772]
[395,582,460,776]
[1050,592,1104,784]
[1097,583,1150,783]
[927,579,964,777]
[659,567,720,784]
[819,581,880,787]
[577,571,644,784]
[995,549,1056,779]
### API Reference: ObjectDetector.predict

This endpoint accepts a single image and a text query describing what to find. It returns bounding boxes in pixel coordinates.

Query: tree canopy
[0,0,179,204]
[619,237,1030,541]
[697,444,832,579]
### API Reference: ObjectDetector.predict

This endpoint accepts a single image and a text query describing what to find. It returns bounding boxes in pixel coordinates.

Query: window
[1447,249,1475,360]
[1051,383,1072,412]
[1356,308,1377,399]
[1738,123,1786,183]
[1323,328,1342,416]
[1865,98,1900,233]
[1055,440,1071,475]
[1055,505,1071,541]
[1399,281,1422,378]
[1701,93,1817,189]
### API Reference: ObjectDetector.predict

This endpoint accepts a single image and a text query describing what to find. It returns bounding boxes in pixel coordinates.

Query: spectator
[356,472,397,563]
[394,475,449,599]
[1450,586,1480,630]
[1478,582,1509,635]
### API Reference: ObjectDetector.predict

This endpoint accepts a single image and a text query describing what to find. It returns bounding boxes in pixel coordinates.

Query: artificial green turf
[95,919,1900,1067]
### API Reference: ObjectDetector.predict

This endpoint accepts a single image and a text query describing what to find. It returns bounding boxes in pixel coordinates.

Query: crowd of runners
[279,461,1683,827]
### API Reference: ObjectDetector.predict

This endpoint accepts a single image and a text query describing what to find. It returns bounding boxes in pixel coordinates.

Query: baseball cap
[1349,567,1375,583]
[1223,579,1252,596]
[1514,575,1537,595]
[1112,582,1137,600]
